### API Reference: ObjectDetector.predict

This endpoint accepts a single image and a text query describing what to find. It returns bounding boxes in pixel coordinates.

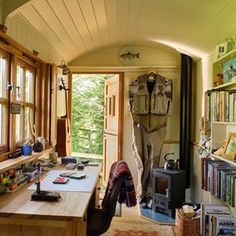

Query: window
[0,51,9,154]
[14,62,35,147]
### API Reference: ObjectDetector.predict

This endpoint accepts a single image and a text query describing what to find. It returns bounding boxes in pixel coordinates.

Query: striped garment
[102,161,137,211]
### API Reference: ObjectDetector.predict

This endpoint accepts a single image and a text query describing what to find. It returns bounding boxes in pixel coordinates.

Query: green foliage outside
[71,74,111,155]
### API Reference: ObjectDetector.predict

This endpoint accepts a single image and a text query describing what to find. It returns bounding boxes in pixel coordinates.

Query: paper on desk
[28,170,96,192]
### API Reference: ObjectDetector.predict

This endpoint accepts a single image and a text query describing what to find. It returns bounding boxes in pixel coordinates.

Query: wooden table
[0,165,101,236]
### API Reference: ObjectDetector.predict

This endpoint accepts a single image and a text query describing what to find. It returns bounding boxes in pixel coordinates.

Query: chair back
[104,175,124,217]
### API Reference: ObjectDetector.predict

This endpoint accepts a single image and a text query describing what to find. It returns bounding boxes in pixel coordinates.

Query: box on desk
[61,156,77,164]
[174,208,200,236]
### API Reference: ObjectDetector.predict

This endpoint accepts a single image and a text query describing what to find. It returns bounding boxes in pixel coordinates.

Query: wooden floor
[102,205,175,236]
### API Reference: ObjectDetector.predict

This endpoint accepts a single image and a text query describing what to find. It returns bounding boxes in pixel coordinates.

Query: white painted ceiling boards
[5,0,236,62]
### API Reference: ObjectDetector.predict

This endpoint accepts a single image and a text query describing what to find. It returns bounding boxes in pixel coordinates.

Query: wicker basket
[174,208,200,236]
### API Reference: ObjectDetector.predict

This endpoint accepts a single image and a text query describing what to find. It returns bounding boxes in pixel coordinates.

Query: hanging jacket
[129,72,172,115]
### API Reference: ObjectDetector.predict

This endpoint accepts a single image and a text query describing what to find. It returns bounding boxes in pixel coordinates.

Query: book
[209,161,224,195]
[220,170,236,201]
[232,179,236,207]
[201,203,232,236]
[212,215,236,236]
[216,165,236,198]
[52,177,69,184]
[225,172,236,204]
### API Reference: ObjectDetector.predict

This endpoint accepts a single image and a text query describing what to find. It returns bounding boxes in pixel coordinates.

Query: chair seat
[87,208,112,236]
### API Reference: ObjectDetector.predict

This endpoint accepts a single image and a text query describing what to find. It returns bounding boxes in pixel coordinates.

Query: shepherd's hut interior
[0,1,235,235]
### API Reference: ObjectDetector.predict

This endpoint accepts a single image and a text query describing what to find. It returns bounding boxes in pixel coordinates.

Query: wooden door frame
[68,72,124,160]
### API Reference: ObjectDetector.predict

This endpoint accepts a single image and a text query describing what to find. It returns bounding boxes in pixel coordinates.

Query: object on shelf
[223,132,236,161]
[213,142,226,156]
[21,144,33,156]
[8,148,22,159]
[216,38,235,60]
[213,73,223,87]
[216,42,228,59]
[198,117,211,158]
[223,58,236,84]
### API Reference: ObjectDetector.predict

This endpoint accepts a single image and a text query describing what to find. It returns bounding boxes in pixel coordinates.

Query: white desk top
[28,166,100,192]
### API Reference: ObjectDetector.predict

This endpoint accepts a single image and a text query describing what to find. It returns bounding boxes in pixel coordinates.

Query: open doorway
[71,73,124,183]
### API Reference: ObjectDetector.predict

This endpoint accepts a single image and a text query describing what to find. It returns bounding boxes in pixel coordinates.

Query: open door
[103,73,124,184]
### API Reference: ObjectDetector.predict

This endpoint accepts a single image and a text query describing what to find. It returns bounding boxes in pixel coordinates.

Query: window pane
[25,70,33,103]
[0,57,7,98]
[15,112,22,142]
[24,107,30,140]
[16,66,23,101]
[0,104,7,145]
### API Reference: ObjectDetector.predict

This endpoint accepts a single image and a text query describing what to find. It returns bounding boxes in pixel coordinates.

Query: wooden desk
[0,165,101,236]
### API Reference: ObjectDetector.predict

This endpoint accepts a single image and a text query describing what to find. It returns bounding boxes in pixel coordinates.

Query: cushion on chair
[87,208,112,236]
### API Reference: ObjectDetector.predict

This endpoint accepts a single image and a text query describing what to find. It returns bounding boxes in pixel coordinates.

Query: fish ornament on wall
[120,46,140,65]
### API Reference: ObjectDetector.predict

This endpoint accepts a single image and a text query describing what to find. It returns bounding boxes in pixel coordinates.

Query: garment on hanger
[129,72,172,116]
[128,72,172,208]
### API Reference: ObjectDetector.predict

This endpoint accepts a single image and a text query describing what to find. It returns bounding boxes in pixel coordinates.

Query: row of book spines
[208,91,236,122]
[201,158,236,207]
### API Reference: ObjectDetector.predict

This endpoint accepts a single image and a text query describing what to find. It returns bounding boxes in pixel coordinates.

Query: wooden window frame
[0,33,45,162]
[0,48,10,155]
[13,60,35,149]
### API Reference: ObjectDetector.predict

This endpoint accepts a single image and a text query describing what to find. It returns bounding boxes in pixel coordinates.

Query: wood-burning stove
[152,168,186,218]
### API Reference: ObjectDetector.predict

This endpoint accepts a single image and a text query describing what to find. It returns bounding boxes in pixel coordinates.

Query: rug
[102,221,175,236]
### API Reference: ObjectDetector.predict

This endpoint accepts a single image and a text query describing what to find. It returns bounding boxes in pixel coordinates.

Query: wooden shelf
[0,148,52,174]
[214,48,236,64]
[212,121,236,125]
[212,80,236,90]
[211,153,236,166]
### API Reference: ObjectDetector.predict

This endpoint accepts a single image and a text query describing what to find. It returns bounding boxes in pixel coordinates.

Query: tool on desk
[81,160,89,165]
[65,163,77,169]
[59,172,76,177]
[77,163,84,170]
[69,174,86,179]
[59,172,86,179]
[31,163,61,201]
[79,160,99,166]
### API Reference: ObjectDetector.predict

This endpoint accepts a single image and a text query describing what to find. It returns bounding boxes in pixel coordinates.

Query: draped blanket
[102,161,137,212]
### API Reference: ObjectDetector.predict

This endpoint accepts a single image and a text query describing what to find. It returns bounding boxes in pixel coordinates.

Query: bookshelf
[201,49,236,215]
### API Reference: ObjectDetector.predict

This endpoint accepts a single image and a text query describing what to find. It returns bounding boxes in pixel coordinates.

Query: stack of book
[201,158,236,207]
[207,90,236,122]
[201,203,235,236]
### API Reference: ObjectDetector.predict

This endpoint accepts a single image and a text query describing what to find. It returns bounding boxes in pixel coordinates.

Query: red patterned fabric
[102,161,137,211]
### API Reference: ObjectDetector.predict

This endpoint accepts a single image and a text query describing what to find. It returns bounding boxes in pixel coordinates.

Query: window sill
[0,148,52,174]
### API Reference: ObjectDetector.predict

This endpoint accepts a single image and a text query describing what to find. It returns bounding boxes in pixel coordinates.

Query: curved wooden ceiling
[7,0,236,62]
